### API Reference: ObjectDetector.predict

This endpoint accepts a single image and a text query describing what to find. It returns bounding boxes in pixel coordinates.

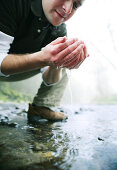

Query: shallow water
[0,103,117,170]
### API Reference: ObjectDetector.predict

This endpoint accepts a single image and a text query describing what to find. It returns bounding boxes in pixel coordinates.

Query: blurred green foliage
[93,95,117,104]
[0,82,32,102]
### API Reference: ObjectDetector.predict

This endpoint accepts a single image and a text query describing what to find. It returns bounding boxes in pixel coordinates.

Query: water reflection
[0,103,117,170]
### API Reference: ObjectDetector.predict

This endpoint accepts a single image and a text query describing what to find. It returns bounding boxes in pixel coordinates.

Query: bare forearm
[43,67,62,85]
[1,37,88,75]
[1,51,46,75]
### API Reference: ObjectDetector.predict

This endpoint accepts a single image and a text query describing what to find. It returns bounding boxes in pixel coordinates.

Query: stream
[0,103,117,170]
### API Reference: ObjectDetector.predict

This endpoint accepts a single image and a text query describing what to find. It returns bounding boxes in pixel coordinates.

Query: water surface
[0,103,117,170]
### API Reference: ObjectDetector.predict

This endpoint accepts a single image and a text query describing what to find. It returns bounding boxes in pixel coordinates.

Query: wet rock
[33,127,42,133]
[34,151,55,161]
[33,142,48,152]
[8,122,19,128]
[80,108,83,111]
[0,121,18,128]
[42,151,55,159]
[15,110,26,116]
[15,106,20,109]
[98,137,104,141]
[0,115,9,122]
[0,103,117,170]
[18,159,59,170]
[74,111,79,114]
[79,107,94,112]
[0,114,19,127]
[59,109,64,113]
[0,115,10,124]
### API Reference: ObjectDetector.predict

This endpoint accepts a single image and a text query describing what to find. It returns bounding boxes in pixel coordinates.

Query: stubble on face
[42,0,82,26]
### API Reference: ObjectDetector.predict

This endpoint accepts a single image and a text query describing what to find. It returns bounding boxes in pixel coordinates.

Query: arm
[1,36,67,75]
[1,36,88,79]
[1,51,46,75]
[42,67,62,85]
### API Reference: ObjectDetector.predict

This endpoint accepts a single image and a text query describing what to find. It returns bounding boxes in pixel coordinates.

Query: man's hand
[41,36,88,69]
[1,36,88,75]
[62,43,89,69]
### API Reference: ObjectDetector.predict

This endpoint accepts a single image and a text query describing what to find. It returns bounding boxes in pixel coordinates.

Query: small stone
[60,109,64,113]
[75,111,79,114]
[80,108,83,111]
[43,151,55,158]
[8,122,19,128]
[33,142,48,152]
[98,137,104,141]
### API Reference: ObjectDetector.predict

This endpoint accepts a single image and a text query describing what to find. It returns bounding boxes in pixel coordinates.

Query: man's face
[42,0,83,26]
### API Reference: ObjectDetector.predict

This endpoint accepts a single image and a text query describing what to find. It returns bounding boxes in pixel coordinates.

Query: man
[0,0,88,121]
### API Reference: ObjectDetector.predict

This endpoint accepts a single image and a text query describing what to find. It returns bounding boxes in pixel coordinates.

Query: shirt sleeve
[0,0,17,76]
[0,31,14,77]
[40,67,59,86]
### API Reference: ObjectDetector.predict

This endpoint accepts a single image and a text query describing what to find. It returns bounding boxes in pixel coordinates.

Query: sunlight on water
[0,103,117,170]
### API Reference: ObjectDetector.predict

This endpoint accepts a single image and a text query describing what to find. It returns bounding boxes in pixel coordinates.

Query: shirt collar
[31,0,44,18]
[31,0,54,28]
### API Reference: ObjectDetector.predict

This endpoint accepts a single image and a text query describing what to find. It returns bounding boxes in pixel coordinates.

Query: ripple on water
[0,103,117,170]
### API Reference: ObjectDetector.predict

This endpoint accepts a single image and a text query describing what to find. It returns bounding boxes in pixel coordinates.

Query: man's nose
[62,1,73,14]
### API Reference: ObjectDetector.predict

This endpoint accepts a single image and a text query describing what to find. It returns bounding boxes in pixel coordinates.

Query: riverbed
[0,103,117,170]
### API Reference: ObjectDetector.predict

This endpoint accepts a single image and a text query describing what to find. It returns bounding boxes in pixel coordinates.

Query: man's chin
[46,14,64,26]
[51,21,63,26]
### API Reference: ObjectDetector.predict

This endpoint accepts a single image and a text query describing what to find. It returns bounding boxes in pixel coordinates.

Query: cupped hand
[40,36,89,69]
[40,36,78,67]
[62,43,89,69]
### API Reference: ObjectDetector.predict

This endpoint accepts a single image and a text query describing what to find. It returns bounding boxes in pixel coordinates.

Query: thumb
[50,36,67,45]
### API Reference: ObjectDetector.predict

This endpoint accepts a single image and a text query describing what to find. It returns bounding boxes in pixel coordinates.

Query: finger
[83,45,87,58]
[63,57,78,68]
[79,48,84,61]
[64,57,82,69]
[50,36,67,45]
[62,55,78,66]
[69,59,84,70]
[54,42,84,64]
[73,60,84,69]
[61,49,82,67]
[52,38,79,55]
[72,60,82,69]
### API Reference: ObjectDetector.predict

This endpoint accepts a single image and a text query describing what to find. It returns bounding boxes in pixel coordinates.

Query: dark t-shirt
[0,0,67,54]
